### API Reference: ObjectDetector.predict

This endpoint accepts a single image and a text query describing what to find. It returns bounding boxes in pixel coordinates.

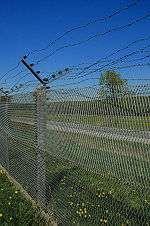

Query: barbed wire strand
[0,61,21,81]
[29,0,140,55]
[35,13,150,65]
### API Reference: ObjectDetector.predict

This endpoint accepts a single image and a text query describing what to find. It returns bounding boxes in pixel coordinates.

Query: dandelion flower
[15,190,18,194]
[8,202,11,205]
[0,213,3,217]
[0,170,4,174]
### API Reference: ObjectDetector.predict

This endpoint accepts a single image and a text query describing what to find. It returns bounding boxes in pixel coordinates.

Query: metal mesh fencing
[45,83,150,226]
[0,92,38,200]
[0,83,150,226]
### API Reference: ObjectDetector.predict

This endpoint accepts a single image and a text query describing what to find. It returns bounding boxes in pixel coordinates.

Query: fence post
[36,87,47,208]
[0,95,10,171]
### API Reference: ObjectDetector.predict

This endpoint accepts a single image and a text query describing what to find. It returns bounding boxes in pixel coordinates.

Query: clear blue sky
[0,0,150,89]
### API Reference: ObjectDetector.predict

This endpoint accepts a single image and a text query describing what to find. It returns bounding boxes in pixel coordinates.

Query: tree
[99,70,127,98]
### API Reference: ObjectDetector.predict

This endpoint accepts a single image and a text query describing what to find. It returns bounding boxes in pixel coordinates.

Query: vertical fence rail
[0,95,10,171]
[4,95,10,171]
[36,87,47,208]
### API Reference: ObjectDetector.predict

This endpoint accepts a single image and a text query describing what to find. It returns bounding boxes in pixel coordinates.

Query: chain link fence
[0,84,150,225]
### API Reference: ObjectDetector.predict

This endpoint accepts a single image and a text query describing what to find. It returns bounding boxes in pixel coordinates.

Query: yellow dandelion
[1,188,4,191]
[104,219,108,223]
[15,190,18,194]
[0,213,3,217]
[0,170,4,174]
[100,219,103,222]
[8,202,11,205]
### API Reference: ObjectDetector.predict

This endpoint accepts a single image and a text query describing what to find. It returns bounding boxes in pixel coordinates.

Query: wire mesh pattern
[0,84,150,226]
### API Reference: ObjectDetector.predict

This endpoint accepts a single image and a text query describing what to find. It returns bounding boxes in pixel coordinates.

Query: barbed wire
[8,62,150,94]
[0,61,21,82]
[0,1,139,84]
[76,35,150,74]
[34,12,150,65]
[10,72,31,91]
[3,49,150,94]
[9,80,39,94]
[1,3,150,94]
[50,76,150,89]
[67,44,150,79]
[29,0,140,56]
[3,37,149,89]
[76,62,150,80]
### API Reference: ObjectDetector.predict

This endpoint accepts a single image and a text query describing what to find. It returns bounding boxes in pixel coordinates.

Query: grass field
[0,168,49,226]
[10,108,150,131]
[47,114,150,131]
[46,156,150,226]
[6,120,150,225]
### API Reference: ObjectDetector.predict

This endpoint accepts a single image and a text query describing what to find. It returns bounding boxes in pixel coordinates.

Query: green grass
[7,121,150,225]
[45,128,150,225]
[0,169,48,226]
[11,108,150,131]
[47,114,150,131]
[46,156,150,226]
